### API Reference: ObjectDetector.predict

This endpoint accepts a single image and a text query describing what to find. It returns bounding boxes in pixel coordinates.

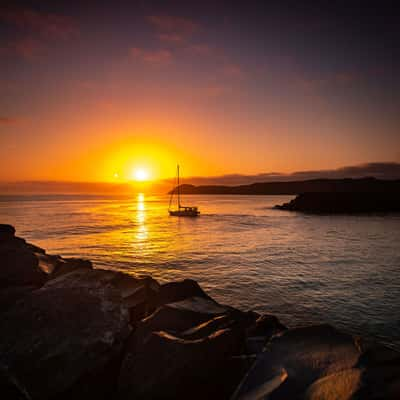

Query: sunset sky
[1,1,399,184]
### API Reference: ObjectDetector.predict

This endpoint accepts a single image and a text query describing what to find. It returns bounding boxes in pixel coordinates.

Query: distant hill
[170,177,400,195]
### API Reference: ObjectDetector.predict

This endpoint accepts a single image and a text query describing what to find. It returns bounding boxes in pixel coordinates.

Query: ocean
[1,194,399,350]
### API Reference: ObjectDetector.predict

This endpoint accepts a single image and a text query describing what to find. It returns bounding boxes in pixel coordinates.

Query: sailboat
[168,165,200,217]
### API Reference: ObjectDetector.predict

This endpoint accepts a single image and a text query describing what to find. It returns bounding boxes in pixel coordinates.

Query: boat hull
[169,210,200,217]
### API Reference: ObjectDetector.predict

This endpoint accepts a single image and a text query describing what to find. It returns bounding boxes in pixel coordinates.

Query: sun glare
[133,168,149,182]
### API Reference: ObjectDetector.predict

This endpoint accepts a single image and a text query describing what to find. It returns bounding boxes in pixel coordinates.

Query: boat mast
[177,164,181,208]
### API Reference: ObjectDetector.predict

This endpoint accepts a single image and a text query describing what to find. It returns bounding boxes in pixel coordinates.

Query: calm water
[1,194,400,350]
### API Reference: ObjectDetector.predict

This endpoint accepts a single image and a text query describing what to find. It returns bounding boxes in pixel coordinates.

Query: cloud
[297,71,358,93]
[0,8,78,40]
[200,84,231,98]
[186,44,212,55]
[222,64,244,78]
[146,15,198,36]
[168,162,400,186]
[0,117,18,125]
[130,47,173,65]
[0,7,78,59]
[4,37,44,59]
[158,33,186,44]
[334,72,357,85]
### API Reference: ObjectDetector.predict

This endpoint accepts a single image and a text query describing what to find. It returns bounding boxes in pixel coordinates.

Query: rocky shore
[1,223,399,399]
[275,192,400,213]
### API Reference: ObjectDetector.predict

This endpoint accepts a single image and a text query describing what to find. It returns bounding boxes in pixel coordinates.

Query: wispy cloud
[146,15,199,36]
[186,43,212,56]
[296,71,359,93]
[158,33,186,44]
[201,84,231,98]
[0,8,78,39]
[130,47,173,65]
[3,37,44,59]
[0,117,18,125]
[222,64,244,79]
[0,7,78,59]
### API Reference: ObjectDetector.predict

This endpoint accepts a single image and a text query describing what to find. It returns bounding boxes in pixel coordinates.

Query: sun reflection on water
[135,193,148,241]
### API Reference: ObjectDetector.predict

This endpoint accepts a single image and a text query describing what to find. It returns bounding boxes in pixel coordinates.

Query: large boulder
[0,284,131,400]
[0,230,47,288]
[304,368,362,400]
[0,224,92,290]
[232,324,362,399]
[36,253,92,276]
[120,295,260,399]
[304,345,400,400]
[0,285,37,313]
[118,328,246,399]
[353,345,400,399]
[0,224,16,238]
[0,363,31,400]
[133,296,232,344]
[153,279,211,307]
[43,267,160,323]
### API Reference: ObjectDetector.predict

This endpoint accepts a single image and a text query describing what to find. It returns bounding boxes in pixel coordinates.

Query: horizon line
[1,161,399,186]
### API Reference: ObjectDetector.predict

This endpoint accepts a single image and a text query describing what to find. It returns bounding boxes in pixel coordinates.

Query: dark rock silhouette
[118,328,246,399]
[0,223,16,237]
[0,225,399,399]
[0,225,47,288]
[275,191,400,213]
[153,278,211,307]
[0,286,131,399]
[43,268,160,323]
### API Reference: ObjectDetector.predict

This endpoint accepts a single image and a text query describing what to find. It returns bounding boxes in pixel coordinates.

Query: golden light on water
[137,193,145,210]
[135,193,147,241]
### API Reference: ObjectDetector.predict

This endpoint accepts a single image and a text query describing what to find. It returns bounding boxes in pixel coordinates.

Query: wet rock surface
[1,225,399,399]
[118,329,246,399]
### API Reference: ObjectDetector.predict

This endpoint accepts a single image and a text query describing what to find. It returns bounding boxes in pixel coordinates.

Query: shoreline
[1,223,399,399]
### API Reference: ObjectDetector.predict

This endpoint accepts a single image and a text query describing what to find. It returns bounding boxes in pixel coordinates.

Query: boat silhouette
[168,165,200,217]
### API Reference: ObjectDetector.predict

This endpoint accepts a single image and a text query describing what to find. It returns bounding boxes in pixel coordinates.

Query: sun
[133,168,149,182]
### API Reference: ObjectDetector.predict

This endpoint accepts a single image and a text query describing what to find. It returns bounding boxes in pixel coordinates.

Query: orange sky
[1,3,399,184]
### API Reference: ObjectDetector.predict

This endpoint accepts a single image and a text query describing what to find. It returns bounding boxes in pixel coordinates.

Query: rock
[0,235,47,288]
[0,363,31,400]
[304,345,400,400]
[0,224,16,238]
[244,314,287,355]
[120,295,259,399]
[0,285,37,314]
[232,324,362,400]
[44,267,160,323]
[274,192,400,213]
[0,285,131,400]
[154,279,211,307]
[133,296,231,344]
[118,328,246,399]
[357,344,400,366]
[246,314,287,339]
[182,310,258,341]
[35,253,63,274]
[354,345,400,399]
[304,368,362,400]
[50,257,93,277]
[0,224,94,290]
[181,314,237,339]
